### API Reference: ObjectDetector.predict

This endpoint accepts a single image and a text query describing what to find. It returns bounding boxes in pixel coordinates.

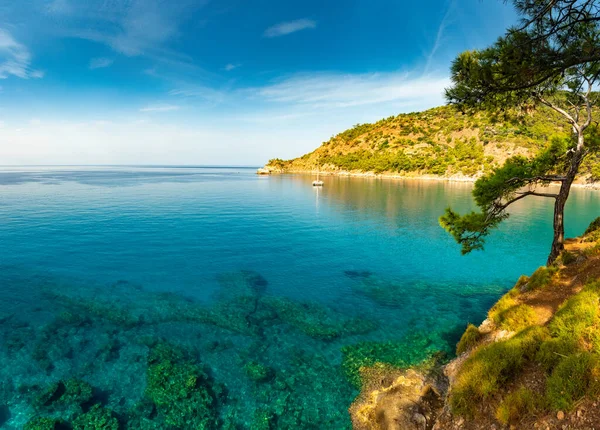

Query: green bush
[536,337,580,371]
[449,326,547,417]
[549,289,600,341]
[584,217,600,236]
[456,324,482,355]
[496,304,537,332]
[496,386,544,425]
[488,291,519,324]
[546,353,600,411]
[527,266,557,290]
[561,251,577,265]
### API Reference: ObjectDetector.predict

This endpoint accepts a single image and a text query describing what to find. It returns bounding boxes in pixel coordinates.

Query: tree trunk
[546,136,586,265]
[548,185,568,265]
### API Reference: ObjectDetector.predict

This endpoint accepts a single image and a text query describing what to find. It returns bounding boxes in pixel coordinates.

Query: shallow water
[0,166,598,428]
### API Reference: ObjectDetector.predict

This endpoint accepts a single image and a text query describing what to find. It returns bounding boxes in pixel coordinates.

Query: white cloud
[223,63,240,72]
[89,57,114,69]
[139,104,181,113]
[169,86,226,104]
[425,0,455,74]
[0,29,44,79]
[253,72,450,109]
[264,19,316,38]
[45,0,207,63]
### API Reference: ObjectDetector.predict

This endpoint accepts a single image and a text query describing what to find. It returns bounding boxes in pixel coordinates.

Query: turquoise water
[1,166,599,428]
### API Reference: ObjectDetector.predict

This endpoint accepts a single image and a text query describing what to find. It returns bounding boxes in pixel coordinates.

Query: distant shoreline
[261,168,600,190]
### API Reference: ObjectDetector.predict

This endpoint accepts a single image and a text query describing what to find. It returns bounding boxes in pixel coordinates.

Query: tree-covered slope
[266,105,600,180]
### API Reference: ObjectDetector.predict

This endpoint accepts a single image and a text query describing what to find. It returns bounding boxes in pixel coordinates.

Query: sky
[0,0,517,166]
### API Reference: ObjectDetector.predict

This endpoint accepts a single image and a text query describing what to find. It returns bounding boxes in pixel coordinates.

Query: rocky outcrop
[350,368,446,430]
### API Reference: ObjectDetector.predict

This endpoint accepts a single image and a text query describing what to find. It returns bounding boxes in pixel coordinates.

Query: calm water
[0,166,599,428]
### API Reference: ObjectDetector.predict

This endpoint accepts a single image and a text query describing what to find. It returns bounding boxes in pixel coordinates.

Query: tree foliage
[441,0,600,264]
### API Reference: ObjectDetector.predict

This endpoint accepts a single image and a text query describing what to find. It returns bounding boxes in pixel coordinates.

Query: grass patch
[456,324,482,355]
[488,293,518,325]
[549,289,600,341]
[488,292,537,332]
[536,337,581,371]
[546,352,600,411]
[527,266,557,290]
[497,304,537,332]
[449,326,548,417]
[496,386,544,425]
[584,217,600,236]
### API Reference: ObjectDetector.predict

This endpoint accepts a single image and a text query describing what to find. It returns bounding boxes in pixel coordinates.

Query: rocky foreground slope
[350,218,600,430]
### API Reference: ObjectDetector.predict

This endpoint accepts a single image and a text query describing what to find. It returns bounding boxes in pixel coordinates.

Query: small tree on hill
[440,0,600,265]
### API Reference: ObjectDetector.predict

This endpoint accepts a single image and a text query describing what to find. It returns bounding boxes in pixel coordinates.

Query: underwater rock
[0,404,10,427]
[145,343,219,429]
[244,361,274,383]
[341,334,451,388]
[72,404,119,430]
[215,270,269,301]
[34,379,93,409]
[264,296,377,341]
[23,417,63,430]
[250,408,275,430]
[344,270,374,280]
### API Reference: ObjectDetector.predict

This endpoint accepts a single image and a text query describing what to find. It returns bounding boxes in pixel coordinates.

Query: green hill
[265,105,599,181]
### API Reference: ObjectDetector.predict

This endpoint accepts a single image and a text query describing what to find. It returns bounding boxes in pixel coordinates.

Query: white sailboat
[312,166,324,187]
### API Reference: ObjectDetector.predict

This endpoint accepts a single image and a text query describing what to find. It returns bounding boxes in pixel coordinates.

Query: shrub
[536,337,580,371]
[456,324,482,355]
[549,289,600,340]
[488,293,519,325]
[514,275,529,291]
[584,217,600,242]
[561,251,578,265]
[496,386,543,425]
[449,327,547,417]
[496,304,537,332]
[546,353,600,411]
[526,266,557,290]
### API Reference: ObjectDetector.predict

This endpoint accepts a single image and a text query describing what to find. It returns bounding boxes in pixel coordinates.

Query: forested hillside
[266,105,600,180]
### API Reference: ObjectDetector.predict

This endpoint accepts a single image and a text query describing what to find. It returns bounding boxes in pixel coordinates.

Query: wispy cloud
[0,29,44,79]
[425,0,455,74]
[264,19,316,38]
[223,63,240,72]
[89,57,114,70]
[253,72,450,109]
[46,0,72,14]
[169,85,228,104]
[43,0,207,64]
[139,104,181,113]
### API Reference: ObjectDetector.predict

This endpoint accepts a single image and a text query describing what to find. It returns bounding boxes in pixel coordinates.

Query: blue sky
[0,0,516,165]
